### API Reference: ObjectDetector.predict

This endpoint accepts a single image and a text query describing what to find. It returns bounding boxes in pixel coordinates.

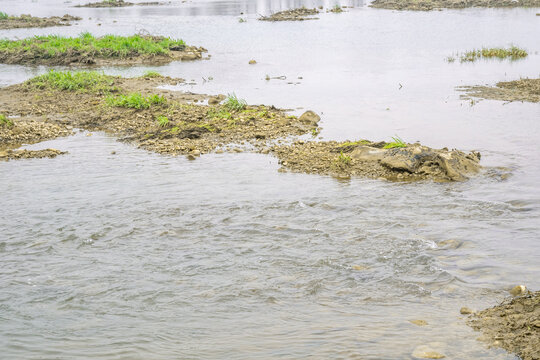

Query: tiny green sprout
[157,115,169,127]
[0,114,14,127]
[383,136,407,149]
[337,151,352,165]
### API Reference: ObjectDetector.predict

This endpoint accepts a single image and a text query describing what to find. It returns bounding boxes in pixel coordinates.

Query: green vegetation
[208,108,232,120]
[454,46,528,62]
[0,32,185,58]
[0,114,13,127]
[331,5,343,12]
[157,115,169,127]
[224,93,247,111]
[106,93,166,109]
[197,123,216,132]
[383,136,406,149]
[0,12,9,20]
[27,70,115,92]
[142,70,162,78]
[337,151,352,165]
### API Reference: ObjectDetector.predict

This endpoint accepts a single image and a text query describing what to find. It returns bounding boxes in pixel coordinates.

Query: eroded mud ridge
[0,149,68,160]
[468,291,540,360]
[0,14,81,30]
[259,8,319,21]
[370,0,540,10]
[461,78,540,103]
[0,35,206,66]
[272,140,481,182]
[76,0,134,7]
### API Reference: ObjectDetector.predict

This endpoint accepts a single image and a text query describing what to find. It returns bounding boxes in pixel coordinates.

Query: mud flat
[271,140,481,182]
[0,149,67,160]
[370,0,540,10]
[0,34,206,66]
[259,8,319,21]
[0,14,81,30]
[0,115,73,147]
[468,291,539,360]
[75,0,162,7]
[461,78,540,103]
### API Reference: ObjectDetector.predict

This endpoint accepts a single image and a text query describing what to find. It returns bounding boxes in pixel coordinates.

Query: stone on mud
[298,110,320,125]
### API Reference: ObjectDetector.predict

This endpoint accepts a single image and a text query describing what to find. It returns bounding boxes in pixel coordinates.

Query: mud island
[0,33,206,66]
[0,71,483,181]
[370,0,540,10]
[461,78,540,103]
[0,13,81,30]
[259,8,320,21]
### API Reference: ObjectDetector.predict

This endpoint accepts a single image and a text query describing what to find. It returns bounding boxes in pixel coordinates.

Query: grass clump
[224,93,247,112]
[157,115,169,127]
[207,108,232,120]
[142,70,162,78]
[383,136,406,149]
[0,32,186,59]
[337,151,352,165]
[458,46,528,62]
[0,114,13,127]
[0,12,9,20]
[27,70,114,92]
[106,93,166,109]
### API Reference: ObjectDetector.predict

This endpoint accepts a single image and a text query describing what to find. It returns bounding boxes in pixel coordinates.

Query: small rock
[111,151,116,155]
[191,150,201,156]
[509,285,527,296]
[186,154,196,160]
[249,59,257,65]
[215,149,224,154]
[352,265,367,271]
[460,307,473,315]
[298,110,320,125]
[410,319,428,326]
[208,97,221,105]
[412,345,445,359]
[233,148,243,153]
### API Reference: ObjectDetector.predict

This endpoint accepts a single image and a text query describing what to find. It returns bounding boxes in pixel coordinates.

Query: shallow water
[1,0,539,359]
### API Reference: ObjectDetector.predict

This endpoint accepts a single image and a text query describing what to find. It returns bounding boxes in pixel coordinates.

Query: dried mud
[0,38,206,67]
[468,291,540,360]
[259,8,320,21]
[0,14,81,30]
[370,0,540,10]
[272,140,481,182]
[461,78,540,103]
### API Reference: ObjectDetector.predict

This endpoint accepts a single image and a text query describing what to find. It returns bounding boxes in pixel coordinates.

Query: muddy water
[1,0,539,358]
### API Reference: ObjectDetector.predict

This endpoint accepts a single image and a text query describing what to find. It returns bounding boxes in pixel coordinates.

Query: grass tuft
[106,92,166,109]
[142,70,162,78]
[337,151,352,165]
[224,93,247,112]
[0,114,14,127]
[27,70,115,92]
[157,115,169,127]
[457,46,528,62]
[383,136,406,149]
[0,12,9,20]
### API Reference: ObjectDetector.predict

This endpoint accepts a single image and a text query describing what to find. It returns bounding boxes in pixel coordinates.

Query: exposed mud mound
[0,36,206,67]
[0,149,67,160]
[259,8,319,21]
[0,117,73,146]
[468,291,540,360]
[272,141,481,182]
[461,78,540,103]
[76,0,134,7]
[0,14,81,30]
[370,0,540,10]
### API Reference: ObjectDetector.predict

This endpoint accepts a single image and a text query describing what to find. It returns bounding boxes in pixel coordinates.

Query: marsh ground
[0,0,539,359]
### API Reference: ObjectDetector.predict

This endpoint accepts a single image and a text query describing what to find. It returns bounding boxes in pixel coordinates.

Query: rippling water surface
[1,0,539,358]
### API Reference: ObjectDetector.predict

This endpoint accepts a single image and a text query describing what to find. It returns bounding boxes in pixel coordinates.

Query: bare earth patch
[468,291,540,360]
[0,14,81,30]
[259,8,320,21]
[370,0,540,10]
[460,78,540,103]
[0,149,68,160]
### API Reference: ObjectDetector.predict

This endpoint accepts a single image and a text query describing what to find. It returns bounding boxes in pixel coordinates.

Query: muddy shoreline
[468,291,539,360]
[370,0,540,10]
[0,72,483,181]
[460,78,540,103]
[0,14,80,30]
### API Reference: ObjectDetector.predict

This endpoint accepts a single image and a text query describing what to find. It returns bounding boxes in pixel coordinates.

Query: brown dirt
[0,38,206,67]
[460,78,540,103]
[468,291,540,360]
[0,116,74,148]
[271,140,481,182]
[370,0,540,10]
[0,14,81,30]
[259,8,320,21]
[0,149,67,160]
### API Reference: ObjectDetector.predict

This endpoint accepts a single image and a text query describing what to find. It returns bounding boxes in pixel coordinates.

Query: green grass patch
[157,115,169,127]
[106,92,166,109]
[224,93,247,112]
[0,12,9,20]
[458,46,528,62]
[142,70,162,78]
[207,108,232,120]
[0,32,186,59]
[27,70,115,92]
[0,114,13,127]
[337,151,352,165]
[383,136,406,149]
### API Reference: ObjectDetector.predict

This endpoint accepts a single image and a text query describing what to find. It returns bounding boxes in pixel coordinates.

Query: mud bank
[272,140,481,182]
[0,35,206,67]
[75,0,162,7]
[0,116,73,147]
[370,0,540,10]
[259,8,319,21]
[461,78,540,103]
[0,149,67,160]
[0,14,81,30]
[468,291,539,360]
